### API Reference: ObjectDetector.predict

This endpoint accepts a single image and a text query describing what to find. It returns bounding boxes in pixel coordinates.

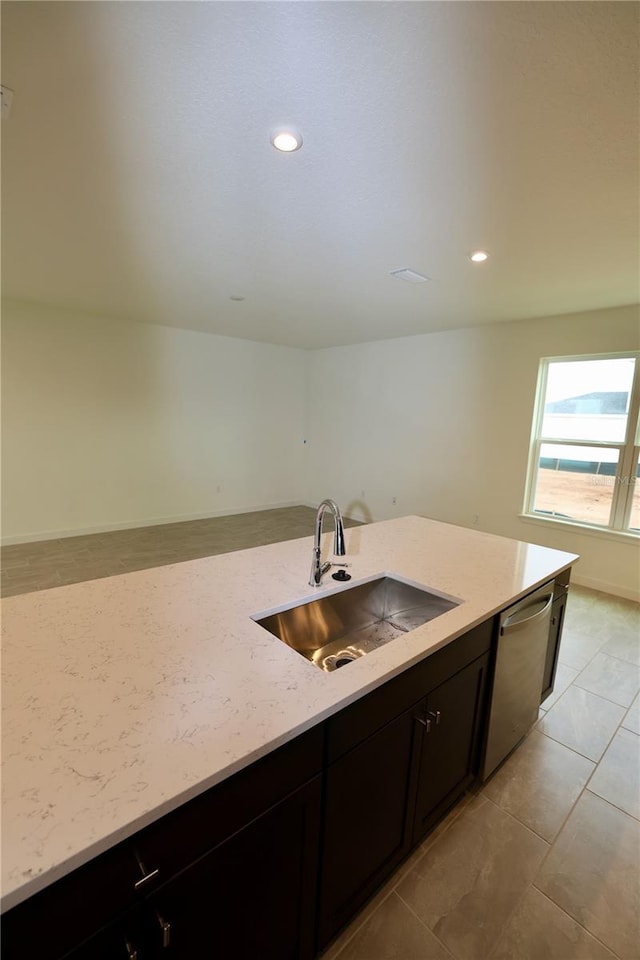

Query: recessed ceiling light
[469,250,489,262]
[270,129,303,153]
[390,268,430,283]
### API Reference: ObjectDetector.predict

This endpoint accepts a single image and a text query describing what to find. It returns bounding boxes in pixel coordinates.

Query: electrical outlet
[472,514,479,525]
[1,86,14,120]
[392,496,397,505]
[360,490,365,499]
[216,485,221,494]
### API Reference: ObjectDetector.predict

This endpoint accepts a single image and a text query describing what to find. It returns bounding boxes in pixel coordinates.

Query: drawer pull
[134,867,159,889]
[157,913,171,948]
[134,850,160,890]
[428,710,441,726]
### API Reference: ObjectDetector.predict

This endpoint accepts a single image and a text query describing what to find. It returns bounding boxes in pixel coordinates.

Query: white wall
[1,300,307,541]
[305,305,640,600]
[3,299,639,599]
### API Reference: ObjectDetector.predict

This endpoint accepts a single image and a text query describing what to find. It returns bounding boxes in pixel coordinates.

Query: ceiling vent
[390,268,430,283]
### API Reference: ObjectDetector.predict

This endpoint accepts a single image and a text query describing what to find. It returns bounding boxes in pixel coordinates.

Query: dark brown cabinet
[71,778,323,960]
[66,908,158,960]
[412,653,489,842]
[149,777,322,960]
[3,614,499,960]
[541,570,571,703]
[318,706,420,944]
[317,620,493,948]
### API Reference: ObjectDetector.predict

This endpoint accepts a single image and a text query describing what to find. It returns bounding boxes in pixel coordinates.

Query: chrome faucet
[309,499,346,586]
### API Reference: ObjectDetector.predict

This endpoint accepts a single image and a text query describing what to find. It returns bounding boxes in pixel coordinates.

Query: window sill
[519,513,640,545]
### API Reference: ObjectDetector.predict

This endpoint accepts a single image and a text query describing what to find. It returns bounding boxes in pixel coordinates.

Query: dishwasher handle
[500,593,553,636]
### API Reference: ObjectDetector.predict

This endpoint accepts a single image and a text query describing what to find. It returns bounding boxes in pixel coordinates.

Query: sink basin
[253,575,460,672]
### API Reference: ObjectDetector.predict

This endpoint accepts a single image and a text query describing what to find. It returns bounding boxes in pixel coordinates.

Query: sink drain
[322,650,360,671]
[334,656,355,669]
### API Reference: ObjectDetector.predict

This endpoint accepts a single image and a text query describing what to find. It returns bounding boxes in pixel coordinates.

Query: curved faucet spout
[309,499,346,587]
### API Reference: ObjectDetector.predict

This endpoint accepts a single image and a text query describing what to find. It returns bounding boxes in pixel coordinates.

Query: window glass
[532,443,619,526]
[526,353,640,535]
[542,358,634,443]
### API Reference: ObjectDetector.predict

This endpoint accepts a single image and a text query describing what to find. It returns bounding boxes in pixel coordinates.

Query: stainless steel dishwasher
[481,581,554,780]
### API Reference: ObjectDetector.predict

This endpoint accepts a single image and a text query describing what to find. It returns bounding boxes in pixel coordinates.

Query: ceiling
[1,1,638,349]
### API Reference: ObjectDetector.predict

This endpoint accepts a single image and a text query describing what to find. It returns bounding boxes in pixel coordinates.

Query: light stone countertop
[1,515,577,912]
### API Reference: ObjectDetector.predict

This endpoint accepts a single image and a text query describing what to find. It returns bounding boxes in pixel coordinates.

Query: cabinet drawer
[326,618,494,764]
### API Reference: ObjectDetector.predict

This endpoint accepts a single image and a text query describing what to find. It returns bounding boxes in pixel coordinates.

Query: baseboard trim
[571,574,640,603]
[1,500,303,546]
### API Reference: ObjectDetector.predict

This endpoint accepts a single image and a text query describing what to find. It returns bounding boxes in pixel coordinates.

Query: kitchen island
[1,515,577,957]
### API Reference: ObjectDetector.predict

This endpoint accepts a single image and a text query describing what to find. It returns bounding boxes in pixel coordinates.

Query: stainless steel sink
[253,575,460,672]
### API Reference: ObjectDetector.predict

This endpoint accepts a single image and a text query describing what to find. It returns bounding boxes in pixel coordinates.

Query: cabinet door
[318,705,420,948]
[150,776,321,960]
[66,908,159,960]
[412,654,488,843]
[541,595,567,703]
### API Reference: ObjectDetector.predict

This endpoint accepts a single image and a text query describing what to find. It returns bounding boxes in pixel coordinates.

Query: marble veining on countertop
[1,516,577,911]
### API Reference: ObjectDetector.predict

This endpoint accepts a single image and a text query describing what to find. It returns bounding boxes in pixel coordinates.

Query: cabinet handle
[428,710,441,726]
[415,715,431,732]
[125,941,138,960]
[157,913,171,948]
[134,867,159,890]
[133,850,160,890]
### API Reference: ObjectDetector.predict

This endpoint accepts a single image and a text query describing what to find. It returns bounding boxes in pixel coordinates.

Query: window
[524,353,640,535]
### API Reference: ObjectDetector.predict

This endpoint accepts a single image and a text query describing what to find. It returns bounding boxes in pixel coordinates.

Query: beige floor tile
[535,791,640,960]
[541,662,580,710]
[562,588,611,631]
[319,884,397,960]
[557,626,607,672]
[489,886,618,960]
[587,727,640,820]
[396,795,548,960]
[623,694,640,735]
[328,893,453,960]
[574,651,640,708]
[602,630,640,667]
[482,729,595,841]
[537,685,626,762]
[320,794,475,959]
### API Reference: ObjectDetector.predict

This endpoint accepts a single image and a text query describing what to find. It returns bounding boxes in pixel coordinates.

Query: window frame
[523,350,640,536]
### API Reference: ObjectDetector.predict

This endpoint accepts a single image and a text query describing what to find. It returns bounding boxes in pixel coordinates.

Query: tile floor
[2,509,639,959]
[321,585,640,960]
